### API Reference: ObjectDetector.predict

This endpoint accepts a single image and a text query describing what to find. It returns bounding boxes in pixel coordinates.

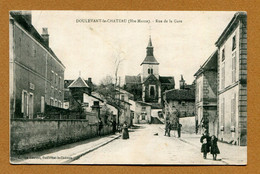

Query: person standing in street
[200,131,211,159]
[98,118,103,137]
[177,123,182,138]
[164,120,170,136]
[122,121,129,139]
[112,119,117,134]
[210,135,220,160]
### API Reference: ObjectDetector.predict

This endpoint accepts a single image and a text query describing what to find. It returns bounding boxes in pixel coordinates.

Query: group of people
[200,131,220,160]
[97,118,130,140]
[164,120,182,138]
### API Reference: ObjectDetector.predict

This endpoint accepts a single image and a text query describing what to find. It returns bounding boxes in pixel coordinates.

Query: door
[22,91,28,118]
[28,93,34,119]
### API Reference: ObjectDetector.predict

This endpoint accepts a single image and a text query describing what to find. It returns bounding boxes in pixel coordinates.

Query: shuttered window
[232,52,237,83]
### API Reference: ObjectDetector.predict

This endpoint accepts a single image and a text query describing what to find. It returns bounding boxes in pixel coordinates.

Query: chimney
[88,77,93,93]
[88,77,92,84]
[179,75,185,89]
[41,28,49,47]
[21,11,32,25]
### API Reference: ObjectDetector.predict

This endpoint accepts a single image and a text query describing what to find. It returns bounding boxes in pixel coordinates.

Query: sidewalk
[159,126,247,165]
[11,133,121,164]
[179,133,247,165]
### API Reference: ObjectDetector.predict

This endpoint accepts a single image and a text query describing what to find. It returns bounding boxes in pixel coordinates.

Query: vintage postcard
[9,10,247,165]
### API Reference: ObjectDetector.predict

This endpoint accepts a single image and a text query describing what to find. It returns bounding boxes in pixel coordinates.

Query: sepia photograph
[9,10,247,165]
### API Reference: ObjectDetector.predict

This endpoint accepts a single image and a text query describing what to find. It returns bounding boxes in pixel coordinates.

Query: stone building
[194,50,218,136]
[215,12,247,146]
[9,11,65,119]
[124,36,175,123]
[163,76,195,119]
[114,87,132,125]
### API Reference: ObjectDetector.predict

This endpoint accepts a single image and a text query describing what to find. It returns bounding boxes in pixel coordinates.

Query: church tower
[141,36,159,82]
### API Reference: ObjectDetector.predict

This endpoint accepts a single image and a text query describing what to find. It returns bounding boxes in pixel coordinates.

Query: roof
[194,50,218,77]
[164,89,195,101]
[215,12,247,47]
[10,11,65,68]
[141,56,159,65]
[143,74,161,84]
[135,101,153,106]
[159,76,175,85]
[68,77,90,88]
[125,75,141,84]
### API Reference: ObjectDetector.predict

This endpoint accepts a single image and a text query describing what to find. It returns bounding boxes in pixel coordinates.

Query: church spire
[141,35,159,65]
[148,35,153,47]
[146,35,154,57]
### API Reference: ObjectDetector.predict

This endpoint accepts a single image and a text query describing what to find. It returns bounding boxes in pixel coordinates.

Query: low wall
[179,116,196,134]
[10,119,113,155]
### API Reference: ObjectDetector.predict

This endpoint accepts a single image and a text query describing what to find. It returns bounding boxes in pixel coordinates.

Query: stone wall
[10,119,113,155]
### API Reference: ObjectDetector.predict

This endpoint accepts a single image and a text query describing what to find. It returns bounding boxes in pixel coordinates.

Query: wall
[179,117,196,134]
[217,17,247,146]
[134,102,151,124]
[83,93,104,112]
[11,19,65,119]
[142,64,159,81]
[168,100,195,117]
[10,119,113,154]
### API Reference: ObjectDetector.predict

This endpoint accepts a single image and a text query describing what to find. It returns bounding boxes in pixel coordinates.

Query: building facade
[215,12,247,146]
[194,50,218,136]
[163,77,195,119]
[10,11,65,119]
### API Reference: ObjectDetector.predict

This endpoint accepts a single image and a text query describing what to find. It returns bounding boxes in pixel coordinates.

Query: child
[200,131,210,159]
[210,135,220,160]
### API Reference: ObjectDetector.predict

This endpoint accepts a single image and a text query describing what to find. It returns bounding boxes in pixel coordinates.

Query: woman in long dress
[122,122,129,139]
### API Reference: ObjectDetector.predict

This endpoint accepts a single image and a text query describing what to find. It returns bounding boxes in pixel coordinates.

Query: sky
[31,11,236,88]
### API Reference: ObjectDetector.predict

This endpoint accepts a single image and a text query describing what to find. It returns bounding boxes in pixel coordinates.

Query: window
[151,68,153,74]
[221,63,225,89]
[231,93,236,126]
[232,35,236,51]
[28,93,34,119]
[148,69,150,74]
[142,106,146,111]
[150,86,155,97]
[121,95,125,101]
[50,98,54,106]
[41,96,45,113]
[55,73,58,86]
[232,52,237,83]
[222,48,225,61]
[221,98,225,128]
[142,114,146,120]
[51,71,54,83]
[21,90,28,117]
[59,77,62,89]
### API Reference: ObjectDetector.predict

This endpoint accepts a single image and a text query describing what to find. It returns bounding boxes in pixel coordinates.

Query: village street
[71,124,230,165]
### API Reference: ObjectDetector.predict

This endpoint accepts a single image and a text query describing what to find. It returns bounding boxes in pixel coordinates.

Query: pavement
[178,132,247,165]
[10,124,247,165]
[11,133,121,164]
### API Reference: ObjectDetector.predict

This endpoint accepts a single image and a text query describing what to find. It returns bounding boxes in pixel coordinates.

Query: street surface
[71,124,227,165]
